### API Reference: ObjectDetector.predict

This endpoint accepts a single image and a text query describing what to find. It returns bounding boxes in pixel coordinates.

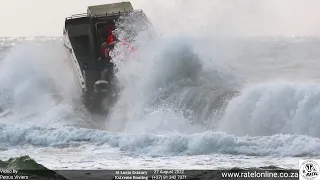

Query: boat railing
[66,13,88,20]
[66,9,143,20]
[91,9,145,19]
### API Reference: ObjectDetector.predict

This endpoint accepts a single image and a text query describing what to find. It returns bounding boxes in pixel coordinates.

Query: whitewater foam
[108,20,241,132]
[1,33,320,170]
[1,0,320,171]
[0,124,319,157]
[0,39,102,130]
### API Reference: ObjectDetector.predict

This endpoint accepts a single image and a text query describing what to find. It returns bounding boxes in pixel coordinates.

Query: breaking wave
[0,124,319,157]
[107,13,242,132]
[0,29,320,161]
[219,82,320,138]
[0,38,100,128]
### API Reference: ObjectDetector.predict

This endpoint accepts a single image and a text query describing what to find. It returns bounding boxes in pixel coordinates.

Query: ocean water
[0,34,320,171]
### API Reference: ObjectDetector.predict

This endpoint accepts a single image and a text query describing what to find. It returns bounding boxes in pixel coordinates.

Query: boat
[63,2,147,114]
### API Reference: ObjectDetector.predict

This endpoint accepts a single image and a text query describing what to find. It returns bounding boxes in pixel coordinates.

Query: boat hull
[63,29,86,96]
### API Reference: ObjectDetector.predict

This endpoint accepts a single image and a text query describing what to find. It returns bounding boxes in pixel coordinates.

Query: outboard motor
[90,80,117,114]
[94,80,111,94]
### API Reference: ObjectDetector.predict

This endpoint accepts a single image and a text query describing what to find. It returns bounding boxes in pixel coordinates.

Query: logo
[300,160,320,180]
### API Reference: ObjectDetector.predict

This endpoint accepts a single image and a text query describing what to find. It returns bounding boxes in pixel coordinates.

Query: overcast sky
[1,0,320,37]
